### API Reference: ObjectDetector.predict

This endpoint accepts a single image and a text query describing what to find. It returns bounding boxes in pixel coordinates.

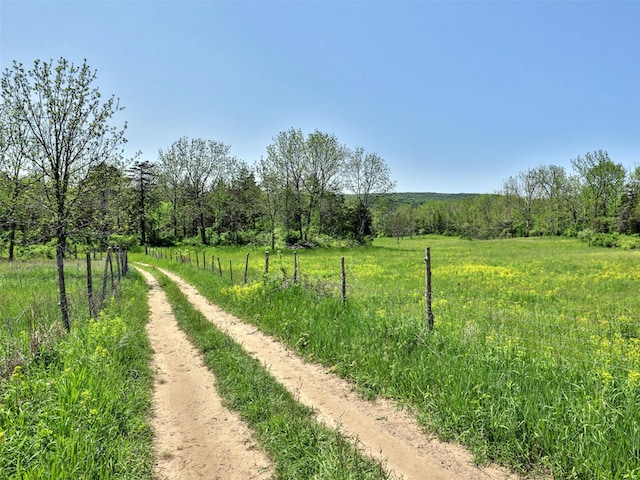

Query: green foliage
[108,234,141,251]
[578,229,640,249]
[1,256,112,378]
[373,192,480,205]
[16,240,57,259]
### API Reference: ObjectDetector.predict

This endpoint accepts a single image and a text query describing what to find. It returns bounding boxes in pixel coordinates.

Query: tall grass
[0,266,154,479]
[0,256,117,378]
[137,236,640,479]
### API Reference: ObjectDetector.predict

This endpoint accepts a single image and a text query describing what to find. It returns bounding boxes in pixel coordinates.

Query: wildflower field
[143,236,640,479]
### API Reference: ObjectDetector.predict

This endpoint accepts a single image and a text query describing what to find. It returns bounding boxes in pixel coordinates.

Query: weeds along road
[138,265,519,480]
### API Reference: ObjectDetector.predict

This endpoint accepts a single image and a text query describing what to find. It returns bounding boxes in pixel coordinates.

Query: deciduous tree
[0,102,34,260]
[571,150,626,232]
[266,128,307,243]
[303,130,347,237]
[344,147,395,240]
[1,58,126,330]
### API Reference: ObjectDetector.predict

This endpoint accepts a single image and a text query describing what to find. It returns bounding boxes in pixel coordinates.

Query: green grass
[136,236,640,479]
[0,268,154,479]
[0,255,121,378]
[150,268,390,479]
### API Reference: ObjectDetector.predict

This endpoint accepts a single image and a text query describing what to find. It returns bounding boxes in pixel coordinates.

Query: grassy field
[139,236,640,479]
[0,259,154,479]
[0,256,119,377]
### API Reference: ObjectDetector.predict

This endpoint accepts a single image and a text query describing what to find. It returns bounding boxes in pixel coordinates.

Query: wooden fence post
[341,256,346,303]
[86,252,96,319]
[217,257,222,277]
[264,251,270,275]
[211,255,215,273]
[425,247,434,331]
[116,249,122,283]
[196,250,200,269]
[244,253,250,285]
[109,250,115,295]
[229,259,233,284]
[293,251,298,283]
[101,248,111,308]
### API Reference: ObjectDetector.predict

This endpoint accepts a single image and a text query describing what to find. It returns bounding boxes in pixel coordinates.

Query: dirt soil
[139,264,521,480]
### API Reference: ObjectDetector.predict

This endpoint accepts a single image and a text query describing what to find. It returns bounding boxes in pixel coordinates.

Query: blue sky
[1,1,639,193]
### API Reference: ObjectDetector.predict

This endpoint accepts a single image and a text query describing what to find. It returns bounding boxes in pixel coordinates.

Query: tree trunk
[8,220,16,261]
[172,198,178,238]
[140,212,146,245]
[199,211,208,245]
[56,238,70,331]
[270,214,276,250]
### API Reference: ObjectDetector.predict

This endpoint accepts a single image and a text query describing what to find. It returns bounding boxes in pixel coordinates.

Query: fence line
[1,249,129,378]
[146,245,640,374]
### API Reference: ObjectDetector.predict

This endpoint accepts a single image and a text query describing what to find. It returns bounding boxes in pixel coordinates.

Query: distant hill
[385,192,481,205]
[344,192,482,205]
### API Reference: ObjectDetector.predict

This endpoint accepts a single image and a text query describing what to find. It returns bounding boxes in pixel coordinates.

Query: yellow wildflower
[600,369,614,386]
[10,365,22,380]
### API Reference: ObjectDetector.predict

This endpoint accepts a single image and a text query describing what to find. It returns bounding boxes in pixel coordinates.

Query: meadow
[0,259,154,479]
[140,236,640,479]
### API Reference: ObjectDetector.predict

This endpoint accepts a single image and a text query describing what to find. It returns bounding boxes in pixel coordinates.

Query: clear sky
[1,0,639,193]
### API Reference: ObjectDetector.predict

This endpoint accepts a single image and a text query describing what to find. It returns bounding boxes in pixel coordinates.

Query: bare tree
[344,147,395,240]
[303,130,348,237]
[1,58,126,330]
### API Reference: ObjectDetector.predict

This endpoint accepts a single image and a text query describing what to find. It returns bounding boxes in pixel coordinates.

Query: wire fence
[0,248,128,379]
[146,245,640,377]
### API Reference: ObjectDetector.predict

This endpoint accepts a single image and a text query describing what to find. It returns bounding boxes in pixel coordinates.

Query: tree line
[0,58,397,266]
[2,58,639,269]
[6,58,638,327]
[373,150,640,243]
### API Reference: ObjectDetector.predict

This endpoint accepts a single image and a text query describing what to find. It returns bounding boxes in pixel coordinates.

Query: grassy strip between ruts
[151,268,390,480]
[0,270,154,480]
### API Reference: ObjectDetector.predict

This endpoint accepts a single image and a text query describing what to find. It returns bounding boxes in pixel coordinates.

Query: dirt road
[139,264,518,480]
[138,267,273,480]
